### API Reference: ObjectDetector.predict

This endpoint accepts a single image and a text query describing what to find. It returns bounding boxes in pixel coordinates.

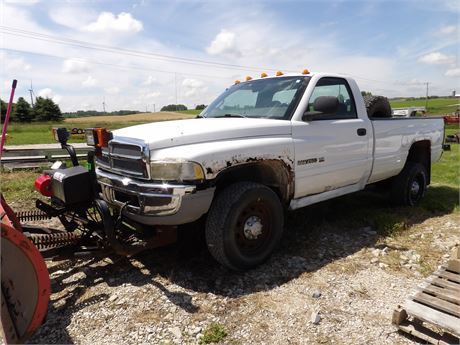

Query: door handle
[357,128,366,136]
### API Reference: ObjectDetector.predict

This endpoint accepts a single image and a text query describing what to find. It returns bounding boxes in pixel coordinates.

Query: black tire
[390,162,427,206]
[205,182,284,270]
[364,95,392,118]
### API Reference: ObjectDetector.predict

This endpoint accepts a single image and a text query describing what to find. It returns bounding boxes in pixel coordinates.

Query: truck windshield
[201,76,310,120]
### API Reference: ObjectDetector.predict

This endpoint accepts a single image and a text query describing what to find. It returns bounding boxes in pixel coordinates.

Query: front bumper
[96,168,214,225]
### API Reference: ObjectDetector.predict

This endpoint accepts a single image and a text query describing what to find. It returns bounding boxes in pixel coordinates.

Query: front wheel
[390,162,427,206]
[205,182,284,270]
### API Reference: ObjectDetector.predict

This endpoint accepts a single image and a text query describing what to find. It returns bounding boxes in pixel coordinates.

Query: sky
[0,0,459,112]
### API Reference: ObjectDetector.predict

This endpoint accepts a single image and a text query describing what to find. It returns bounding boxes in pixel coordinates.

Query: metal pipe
[0,80,17,157]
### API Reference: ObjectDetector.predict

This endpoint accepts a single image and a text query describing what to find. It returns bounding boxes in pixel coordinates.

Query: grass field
[389,97,459,115]
[65,111,197,123]
[4,111,196,145]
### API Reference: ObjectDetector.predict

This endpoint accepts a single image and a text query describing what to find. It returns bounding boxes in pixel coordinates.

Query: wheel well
[406,140,431,184]
[212,160,293,203]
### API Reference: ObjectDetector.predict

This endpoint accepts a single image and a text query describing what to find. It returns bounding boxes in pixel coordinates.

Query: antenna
[28,80,35,106]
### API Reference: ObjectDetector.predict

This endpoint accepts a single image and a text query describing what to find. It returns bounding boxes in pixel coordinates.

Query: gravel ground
[28,211,459,345]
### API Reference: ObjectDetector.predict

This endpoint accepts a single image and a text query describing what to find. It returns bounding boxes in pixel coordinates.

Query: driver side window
[308,78,357,119]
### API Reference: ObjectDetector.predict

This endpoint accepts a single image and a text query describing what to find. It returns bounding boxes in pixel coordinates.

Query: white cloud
[5,0,39,5]
[82,76,97,87]
[445,68,460,77]
[1,52,31,72]
[439,25,457,35]
[206,29,241,58]
[142,76,156,86]
[143,91,161,99]
[418,52,455,65]
[83,12,143,34]
[105,86,120,94]
[49,6,95,30]
[38,88,62,103]
[182,78,207,97]
[440,0,460,13]
[62,59,90,74]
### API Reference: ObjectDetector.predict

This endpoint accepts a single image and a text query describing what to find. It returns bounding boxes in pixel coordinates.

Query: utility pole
[28,80,34,107]
[153,103,156,112]
[425,82,429,110]
[174,73,178,111]
[102,97,106,113]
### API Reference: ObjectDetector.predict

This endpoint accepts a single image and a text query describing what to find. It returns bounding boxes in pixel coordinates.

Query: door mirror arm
[302,111,320,122]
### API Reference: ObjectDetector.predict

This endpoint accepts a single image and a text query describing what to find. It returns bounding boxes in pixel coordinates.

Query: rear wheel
[390,162,427,206]
[205,182,284,270]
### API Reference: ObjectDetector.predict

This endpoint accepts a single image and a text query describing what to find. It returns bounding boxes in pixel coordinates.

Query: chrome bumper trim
[96,168,196,216]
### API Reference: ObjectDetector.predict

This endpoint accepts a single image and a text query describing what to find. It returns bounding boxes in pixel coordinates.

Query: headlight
[150,160,205,182]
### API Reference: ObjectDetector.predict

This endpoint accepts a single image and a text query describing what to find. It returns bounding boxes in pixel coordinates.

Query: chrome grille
[97,140,149,179]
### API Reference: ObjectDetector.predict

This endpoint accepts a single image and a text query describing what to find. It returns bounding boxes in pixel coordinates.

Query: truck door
[292,77,372,198]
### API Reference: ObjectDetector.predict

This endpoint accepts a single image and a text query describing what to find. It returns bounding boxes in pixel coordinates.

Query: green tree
[33,97,63,122]
[361,91,372,97]
[195,104,207,110]
[1,99,7,123]
[160,104,188,111]
[12,97,34,122]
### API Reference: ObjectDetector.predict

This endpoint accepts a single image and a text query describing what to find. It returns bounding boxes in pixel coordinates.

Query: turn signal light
[245,76,252,81]
[260,72,268,78]
[302,69,310,74]
[85,128,112,149]
[276,71,284,76]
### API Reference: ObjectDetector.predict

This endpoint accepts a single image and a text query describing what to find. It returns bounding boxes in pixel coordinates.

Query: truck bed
[368,117,444,184]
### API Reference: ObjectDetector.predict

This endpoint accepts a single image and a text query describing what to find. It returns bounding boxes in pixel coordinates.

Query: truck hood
[112,118,292,150]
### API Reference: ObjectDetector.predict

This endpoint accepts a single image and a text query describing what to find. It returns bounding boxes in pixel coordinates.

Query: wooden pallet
[393,250,460,345]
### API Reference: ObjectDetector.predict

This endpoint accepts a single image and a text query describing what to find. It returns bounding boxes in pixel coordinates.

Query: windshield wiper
[215,113,247,118]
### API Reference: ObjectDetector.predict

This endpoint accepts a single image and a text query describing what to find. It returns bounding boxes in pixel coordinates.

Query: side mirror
[302,96,339,121]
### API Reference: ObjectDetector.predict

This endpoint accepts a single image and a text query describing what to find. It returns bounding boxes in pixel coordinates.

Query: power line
[0,26,289,73]
[2,27,431,91]
[3,48,232,81]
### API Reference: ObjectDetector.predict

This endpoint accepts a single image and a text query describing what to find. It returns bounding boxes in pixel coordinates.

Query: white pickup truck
[95,72,444,270]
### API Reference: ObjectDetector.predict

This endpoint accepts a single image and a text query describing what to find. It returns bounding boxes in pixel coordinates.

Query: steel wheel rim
[234,200,273,257]
[409,174,424,204]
